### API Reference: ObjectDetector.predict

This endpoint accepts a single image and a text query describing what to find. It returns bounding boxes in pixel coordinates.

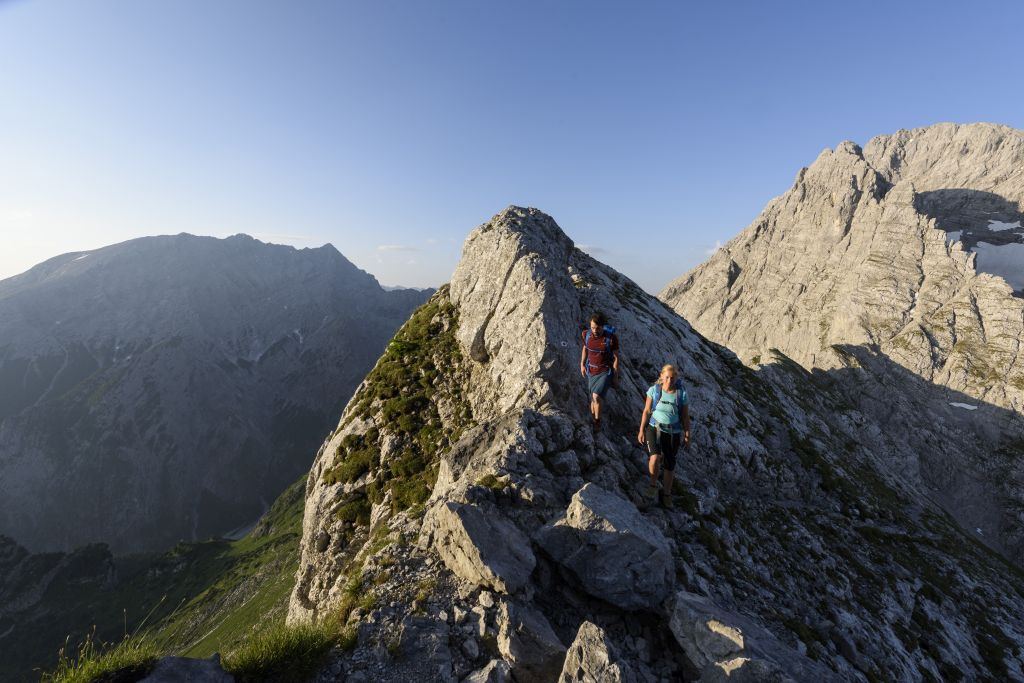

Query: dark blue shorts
[587,370,613,397]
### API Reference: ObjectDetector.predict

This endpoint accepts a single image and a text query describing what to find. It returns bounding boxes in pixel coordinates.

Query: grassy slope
[10,475,305,683]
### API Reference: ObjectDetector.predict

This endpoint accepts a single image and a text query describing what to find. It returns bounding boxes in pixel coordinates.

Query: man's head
[589,312,607,336]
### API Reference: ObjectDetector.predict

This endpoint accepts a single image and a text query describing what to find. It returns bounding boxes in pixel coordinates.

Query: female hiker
[637,364,690,508]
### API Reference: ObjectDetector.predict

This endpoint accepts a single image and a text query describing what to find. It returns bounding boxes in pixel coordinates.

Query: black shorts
[644,425,680,472]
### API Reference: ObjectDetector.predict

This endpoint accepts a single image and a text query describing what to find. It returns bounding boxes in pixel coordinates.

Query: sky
[1,1,1023,293]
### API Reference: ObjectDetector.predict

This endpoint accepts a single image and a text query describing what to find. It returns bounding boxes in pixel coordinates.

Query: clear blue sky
[2,0,1022,292]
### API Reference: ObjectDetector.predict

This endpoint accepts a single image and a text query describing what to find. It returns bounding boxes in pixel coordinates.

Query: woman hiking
[637,364,690,508]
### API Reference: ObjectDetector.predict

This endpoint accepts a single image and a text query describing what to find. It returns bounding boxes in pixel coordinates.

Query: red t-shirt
[581,330,619,375]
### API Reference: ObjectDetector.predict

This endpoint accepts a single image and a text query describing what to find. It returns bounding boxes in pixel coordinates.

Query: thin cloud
[377,244,419,252]
[4,209,35,222]
[251,232,318,244]
[704,240,723,256]
[578,244,610,256]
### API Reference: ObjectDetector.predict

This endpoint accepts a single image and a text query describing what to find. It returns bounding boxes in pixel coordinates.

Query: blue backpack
[583,325,616,372]
[649,379,687,428]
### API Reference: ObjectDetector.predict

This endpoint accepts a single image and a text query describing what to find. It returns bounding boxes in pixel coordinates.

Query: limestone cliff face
[661,123,1024,565]
[0,234,429,552]
[290,207,1024,682]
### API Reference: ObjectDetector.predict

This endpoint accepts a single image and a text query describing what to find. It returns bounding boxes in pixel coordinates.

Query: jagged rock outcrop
[290,206,1024,682]
[558,621,638,683]
[660,123,1024,565]
[0,234,428,552]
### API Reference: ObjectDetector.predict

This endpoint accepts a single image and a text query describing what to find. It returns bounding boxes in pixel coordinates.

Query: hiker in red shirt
[579,312,619,432]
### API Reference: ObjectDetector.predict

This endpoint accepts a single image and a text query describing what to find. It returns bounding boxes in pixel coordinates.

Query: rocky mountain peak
[288,206,1024,681]
[661,122,1024,574]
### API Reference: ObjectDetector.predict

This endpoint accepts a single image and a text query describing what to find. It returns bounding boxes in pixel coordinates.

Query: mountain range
[0,234,429,553]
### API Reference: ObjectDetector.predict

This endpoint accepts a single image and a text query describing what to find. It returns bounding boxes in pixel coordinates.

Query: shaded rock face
[291,207,1024,682]
[536,483,673,611]
[0,234,429,552]
[660,123,1024,565]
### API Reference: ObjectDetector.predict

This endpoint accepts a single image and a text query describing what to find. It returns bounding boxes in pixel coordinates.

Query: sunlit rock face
[661,123,1024,566]
[290,206,1024,682]
[0,233,429,552]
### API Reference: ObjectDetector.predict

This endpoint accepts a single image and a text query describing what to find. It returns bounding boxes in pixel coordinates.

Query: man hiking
[637,363,690,508]
[580,312,619,432]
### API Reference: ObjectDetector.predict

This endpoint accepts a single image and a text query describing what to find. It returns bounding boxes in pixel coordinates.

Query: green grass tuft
[224,620,336,683]
[41,629,158,683]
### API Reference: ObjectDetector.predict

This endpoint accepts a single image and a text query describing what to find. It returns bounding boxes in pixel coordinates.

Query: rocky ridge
[288,207,1024,682]
[660,122,1024,565]
[0,234,429,552]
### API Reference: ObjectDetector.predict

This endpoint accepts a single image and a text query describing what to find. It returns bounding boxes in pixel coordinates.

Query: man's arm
[580,341,587,377]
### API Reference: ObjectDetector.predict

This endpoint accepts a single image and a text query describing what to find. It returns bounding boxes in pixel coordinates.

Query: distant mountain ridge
[0,233,430,553]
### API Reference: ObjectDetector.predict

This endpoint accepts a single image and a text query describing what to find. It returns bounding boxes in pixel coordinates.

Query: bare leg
[648,454,660,486]
[593,394,602,423]
[662,468,674,497]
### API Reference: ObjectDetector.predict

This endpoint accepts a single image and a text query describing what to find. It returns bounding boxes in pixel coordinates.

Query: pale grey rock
[558,621,638,683]
[496,599,566,682]
[140,654,233,682]
[462,660,511,683]
[421,501,535,594]
[660,123,1024,563]
[536,483,673,611]
[669,591,834,682]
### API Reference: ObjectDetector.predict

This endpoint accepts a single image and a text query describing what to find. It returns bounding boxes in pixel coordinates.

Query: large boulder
[669,591,837,682]
[496,599,566,682]
[536,483,673,611]
[558,621,637,683]
[422,500,536,594]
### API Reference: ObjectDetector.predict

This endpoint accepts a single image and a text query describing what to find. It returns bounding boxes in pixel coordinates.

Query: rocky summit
[288,207,1024,682]
[660,123,1024,568]
[0,234,428,553]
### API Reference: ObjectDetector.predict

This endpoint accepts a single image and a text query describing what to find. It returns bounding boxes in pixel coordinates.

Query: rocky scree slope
[0,234,428,553]
[660,123,1024,566]
[289,207,1024,682]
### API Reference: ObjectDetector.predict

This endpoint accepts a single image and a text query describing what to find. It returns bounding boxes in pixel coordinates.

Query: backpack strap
[648,384,661,427]
[583,330,591,372]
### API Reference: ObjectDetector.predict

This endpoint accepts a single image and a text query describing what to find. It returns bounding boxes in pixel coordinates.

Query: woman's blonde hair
[659,364,677,379]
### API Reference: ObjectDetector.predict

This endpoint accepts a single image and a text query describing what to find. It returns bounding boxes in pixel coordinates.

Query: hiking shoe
[660,493,675,510]
[645,483,658,500]
[592,417,601,433]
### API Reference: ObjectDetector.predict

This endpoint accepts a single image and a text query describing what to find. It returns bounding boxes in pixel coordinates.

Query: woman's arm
[638,396,652,444]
